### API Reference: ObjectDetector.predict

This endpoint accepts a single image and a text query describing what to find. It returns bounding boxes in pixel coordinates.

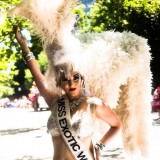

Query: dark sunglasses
[61,73,81,83]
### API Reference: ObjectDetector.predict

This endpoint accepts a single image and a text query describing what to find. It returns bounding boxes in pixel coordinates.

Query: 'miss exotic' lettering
[58,98,88,160]
[58,98,66,117]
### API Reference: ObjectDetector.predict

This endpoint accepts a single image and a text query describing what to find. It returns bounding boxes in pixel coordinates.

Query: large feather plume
[9,0,152,159]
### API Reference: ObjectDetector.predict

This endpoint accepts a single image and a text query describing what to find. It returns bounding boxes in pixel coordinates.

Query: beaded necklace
[69,97,82,112]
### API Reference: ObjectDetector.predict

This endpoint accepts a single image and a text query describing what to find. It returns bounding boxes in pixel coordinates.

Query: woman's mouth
[69,88,76,91]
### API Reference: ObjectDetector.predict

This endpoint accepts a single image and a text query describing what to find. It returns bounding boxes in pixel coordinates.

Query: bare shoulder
[86,97,112,115]
[87,97,121,127]
[86,97,103,106]
[85,97,104,113]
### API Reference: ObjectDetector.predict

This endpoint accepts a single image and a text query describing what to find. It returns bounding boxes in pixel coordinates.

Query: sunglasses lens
[61,77,69,82]
[73,74,80,81]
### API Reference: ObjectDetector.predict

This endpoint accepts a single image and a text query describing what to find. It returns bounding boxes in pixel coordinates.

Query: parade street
[0,108,160,160]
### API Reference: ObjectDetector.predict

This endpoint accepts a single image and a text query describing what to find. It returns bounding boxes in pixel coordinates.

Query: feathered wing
[76,31,152,158]
[9,0,152,159]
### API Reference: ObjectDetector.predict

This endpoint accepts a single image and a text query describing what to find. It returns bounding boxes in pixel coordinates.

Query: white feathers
[9,0,76,44]
[9,0,152,159]
[87,97,103,106]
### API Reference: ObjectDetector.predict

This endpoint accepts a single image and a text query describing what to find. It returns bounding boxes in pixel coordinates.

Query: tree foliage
[75,0,160,33]
[0,0,43,98]
[75,0,160,88]
[0,0,21,98]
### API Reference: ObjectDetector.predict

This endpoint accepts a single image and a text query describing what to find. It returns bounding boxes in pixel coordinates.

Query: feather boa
[9,0,152,159]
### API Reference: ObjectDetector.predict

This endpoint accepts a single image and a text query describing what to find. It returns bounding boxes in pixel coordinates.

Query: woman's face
[60,71,83,100]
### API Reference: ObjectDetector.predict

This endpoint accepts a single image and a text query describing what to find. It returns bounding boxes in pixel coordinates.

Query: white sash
[56,96,92,160]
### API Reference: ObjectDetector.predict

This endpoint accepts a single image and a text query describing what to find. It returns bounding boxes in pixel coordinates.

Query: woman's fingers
[13,25,25,40]
[13,25,18,34]
[13,25,28,48]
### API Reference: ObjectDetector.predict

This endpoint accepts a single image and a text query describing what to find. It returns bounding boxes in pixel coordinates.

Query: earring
[81,76,86,95]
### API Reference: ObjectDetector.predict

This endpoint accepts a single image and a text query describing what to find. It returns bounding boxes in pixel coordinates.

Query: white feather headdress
[9,0,152,159]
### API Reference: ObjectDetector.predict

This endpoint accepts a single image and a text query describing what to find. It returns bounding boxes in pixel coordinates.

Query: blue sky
[81,0,95,5]
[81,0,95,13]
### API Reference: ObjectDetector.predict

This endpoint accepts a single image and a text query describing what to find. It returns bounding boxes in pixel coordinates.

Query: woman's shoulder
[84,97,103,115]
[86,97,103,106]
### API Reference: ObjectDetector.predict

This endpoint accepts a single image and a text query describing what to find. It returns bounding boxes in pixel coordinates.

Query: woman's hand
[95,141,106,160]
[13,25,30,54]
[95,149,100,160]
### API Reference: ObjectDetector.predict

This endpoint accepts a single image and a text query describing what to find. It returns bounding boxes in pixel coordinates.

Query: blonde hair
[44,61,82,96]
[54,62,74,86]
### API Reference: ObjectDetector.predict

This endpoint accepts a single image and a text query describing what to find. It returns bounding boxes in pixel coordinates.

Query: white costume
[9,0,152,159]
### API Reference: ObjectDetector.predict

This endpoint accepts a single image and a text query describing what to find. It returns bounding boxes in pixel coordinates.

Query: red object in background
[28,93,37,102]
[156,86,160,94]
[151,86,160,111]
[28,83,39,111]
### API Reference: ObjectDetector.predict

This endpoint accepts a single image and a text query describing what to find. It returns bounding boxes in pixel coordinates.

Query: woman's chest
[71,111,94,138]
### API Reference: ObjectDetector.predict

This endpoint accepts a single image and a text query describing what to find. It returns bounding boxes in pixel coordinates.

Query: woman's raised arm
[13,25,54,107]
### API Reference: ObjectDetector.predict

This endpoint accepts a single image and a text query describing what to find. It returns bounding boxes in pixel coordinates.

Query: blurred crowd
[2,83,159,116]
[0,95,32,109]
[0,83,40,110]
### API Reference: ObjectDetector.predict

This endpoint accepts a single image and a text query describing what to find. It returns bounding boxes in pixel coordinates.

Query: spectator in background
[152,86,160,121]
[28,82,39,111]
[19,95,31,108]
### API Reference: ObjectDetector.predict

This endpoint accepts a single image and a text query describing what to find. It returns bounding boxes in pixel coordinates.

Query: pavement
[0,108,160,160]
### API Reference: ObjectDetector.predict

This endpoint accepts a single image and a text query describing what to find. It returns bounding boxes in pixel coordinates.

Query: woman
[13,25,121,160]
[152,86,160,122]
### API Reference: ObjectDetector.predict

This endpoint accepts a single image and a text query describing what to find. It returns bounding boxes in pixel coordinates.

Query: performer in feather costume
[9,0,152,159]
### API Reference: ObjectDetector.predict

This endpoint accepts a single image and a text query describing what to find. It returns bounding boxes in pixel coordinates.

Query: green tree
[0,0,44,98]
[75,0,160,88]
[76,0,160,32]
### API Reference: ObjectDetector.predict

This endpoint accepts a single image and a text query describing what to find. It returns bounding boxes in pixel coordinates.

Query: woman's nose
[68,79,74,86]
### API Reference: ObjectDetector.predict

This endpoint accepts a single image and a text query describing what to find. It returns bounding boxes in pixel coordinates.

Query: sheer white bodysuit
[47,102,95,138]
